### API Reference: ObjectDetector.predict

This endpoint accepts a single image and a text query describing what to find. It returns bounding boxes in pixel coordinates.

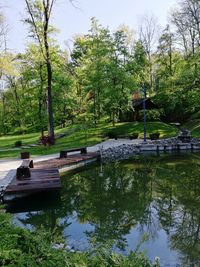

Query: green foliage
[0,209,68,266]
[149,132,160,140]
[130,132,139,139]
[103,122,177,139]
[0,208,153,267]
[14,140,22,147]
[1,5,200,144]
[182,119,200,137]
[0,132,40,149]
[0,121,177,158]
[12,127,28,135]
[138,110,164,121]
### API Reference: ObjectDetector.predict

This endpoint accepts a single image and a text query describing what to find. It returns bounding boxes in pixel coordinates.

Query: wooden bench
[16,159,34,180]
[60,147,87,158]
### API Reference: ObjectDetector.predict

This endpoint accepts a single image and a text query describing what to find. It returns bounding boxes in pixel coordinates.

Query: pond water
[7,152,200,267]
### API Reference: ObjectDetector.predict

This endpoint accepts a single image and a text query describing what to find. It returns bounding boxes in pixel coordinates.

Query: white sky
[2,0,178,53]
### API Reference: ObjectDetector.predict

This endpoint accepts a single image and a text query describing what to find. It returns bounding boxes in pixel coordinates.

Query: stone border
[101,137,200,161]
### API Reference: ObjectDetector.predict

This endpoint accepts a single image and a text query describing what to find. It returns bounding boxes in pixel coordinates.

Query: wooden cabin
[131,92,157,121]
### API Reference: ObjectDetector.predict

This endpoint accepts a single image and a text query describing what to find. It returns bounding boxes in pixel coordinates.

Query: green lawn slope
[0,121,178,159]
[183,119,200,137]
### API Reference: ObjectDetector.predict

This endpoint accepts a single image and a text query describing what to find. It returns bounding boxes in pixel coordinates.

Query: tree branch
[49,0,56,16]
[25,0,46,59]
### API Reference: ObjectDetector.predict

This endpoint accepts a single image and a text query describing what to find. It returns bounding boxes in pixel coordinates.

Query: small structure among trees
[131,92,158,121]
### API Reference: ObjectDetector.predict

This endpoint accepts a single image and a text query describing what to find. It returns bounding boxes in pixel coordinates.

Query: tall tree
[171,0,200,56]
[169,0,200,119]
[0,11,9,52]
[24,0,57,142]
[139,14,159,90]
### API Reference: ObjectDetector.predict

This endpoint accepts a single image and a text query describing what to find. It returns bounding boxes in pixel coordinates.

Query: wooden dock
[4,167,61,201]
[3,152,99,202]
[34,152,99,169]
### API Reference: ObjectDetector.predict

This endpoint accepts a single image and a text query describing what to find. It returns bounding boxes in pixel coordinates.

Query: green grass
[0,132,40,149]
[183,119,200,137]
[0,121,178,159]
[107,121,177,138]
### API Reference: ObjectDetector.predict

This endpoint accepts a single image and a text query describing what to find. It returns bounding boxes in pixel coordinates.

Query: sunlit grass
[0,132,40,148]
[108,121,177,138]
[183,119,200,137]
[0,121,178,159]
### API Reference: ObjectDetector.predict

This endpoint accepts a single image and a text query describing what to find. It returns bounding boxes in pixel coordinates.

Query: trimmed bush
[106,132,118,139]
[149,132,160,140]
[14,140,22,147]
[130,132,139,140]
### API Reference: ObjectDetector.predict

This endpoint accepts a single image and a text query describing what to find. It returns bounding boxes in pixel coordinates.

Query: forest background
[0,0,200,142]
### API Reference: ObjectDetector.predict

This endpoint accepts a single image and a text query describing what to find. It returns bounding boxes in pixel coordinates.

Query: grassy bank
[0,121,178,159]
[183,119,200,137]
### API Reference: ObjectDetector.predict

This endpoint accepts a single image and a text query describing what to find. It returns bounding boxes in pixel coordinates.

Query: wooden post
[16,159,34,180]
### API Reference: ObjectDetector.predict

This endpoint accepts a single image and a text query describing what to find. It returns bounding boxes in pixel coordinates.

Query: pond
[7,152,200,267]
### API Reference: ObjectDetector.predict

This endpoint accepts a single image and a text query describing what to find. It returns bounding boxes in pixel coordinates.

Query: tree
[105,28,134,124]
[139,14,160,90]
[169,0,200,120]
[24,0,58,143]
[71,19,138,125]
[0,11,9,52]
[71,18,110,125]
[170,0,200,57]
[18,44,48,133]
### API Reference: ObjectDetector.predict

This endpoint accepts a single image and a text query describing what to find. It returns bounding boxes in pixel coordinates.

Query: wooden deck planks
[4,152,99,198]
[5,168,61,195]
[34,152,99,169]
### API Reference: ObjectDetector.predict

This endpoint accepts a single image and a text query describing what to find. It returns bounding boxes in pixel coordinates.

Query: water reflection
[8,153,200,266]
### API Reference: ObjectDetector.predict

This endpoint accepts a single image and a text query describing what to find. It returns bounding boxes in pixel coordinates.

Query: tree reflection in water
[155,154,200,266]
[12,153,200,266]
[68,161,154,251]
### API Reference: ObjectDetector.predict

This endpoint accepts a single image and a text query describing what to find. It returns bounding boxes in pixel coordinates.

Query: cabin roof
[132,98,158,110]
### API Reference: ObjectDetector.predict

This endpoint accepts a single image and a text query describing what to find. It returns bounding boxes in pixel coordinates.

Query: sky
[2,0,178,53]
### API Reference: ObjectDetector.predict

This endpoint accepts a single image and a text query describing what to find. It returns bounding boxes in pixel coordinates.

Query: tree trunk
[93,89,97,125]
[46,59,54,140]
[112,110,115,126]
[38,63,45,135]
[25,0,55,143]
[11,78,21,128]
[1,94,6,134]
[43,1,55,143]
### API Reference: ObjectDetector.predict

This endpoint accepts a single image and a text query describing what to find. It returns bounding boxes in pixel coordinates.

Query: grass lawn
[183,119,200,137]
[0,121,178,159]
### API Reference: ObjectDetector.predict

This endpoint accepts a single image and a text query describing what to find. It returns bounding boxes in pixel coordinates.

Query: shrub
[14,140,22,147]
[0,208,155,267]
[0,209,68,267]
[106,131,118,139]
[130,132,139,139]
[40,135,55,146]
[149,132,160,140]
[138,109,164,121]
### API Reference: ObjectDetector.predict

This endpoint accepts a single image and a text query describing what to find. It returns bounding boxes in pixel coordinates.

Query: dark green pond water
[8,152,200,267]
